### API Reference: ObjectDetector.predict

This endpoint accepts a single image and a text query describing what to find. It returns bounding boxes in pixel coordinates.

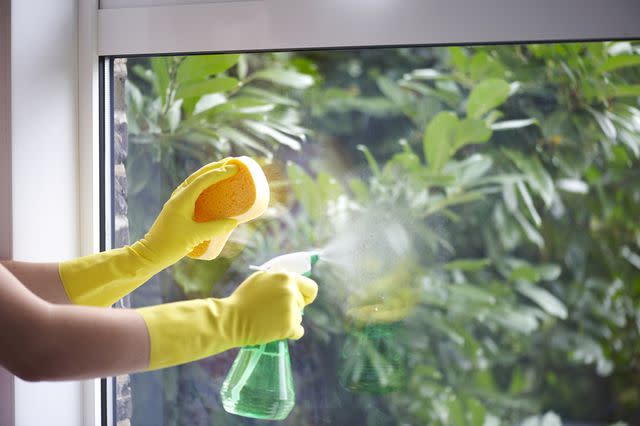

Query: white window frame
[79,0,105,425]
[1,0,101,425]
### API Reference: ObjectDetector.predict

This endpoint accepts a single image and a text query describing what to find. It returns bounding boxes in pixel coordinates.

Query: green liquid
[220,340,295,420]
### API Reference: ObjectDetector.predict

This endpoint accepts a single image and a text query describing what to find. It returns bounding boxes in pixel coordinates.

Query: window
[107,41,640,425]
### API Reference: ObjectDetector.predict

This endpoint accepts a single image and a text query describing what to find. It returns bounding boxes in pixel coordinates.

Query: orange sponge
[188,156,270,260]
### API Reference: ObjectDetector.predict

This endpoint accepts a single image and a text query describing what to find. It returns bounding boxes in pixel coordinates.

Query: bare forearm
[0,264,150,381]
[1,260,70,304]
[34,305,150,381]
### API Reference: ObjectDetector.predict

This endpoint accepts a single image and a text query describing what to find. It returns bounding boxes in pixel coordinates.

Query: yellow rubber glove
[137,271,318,371]
[59,160,239,307]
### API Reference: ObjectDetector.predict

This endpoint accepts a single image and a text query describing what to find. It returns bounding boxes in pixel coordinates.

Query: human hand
[138,160,239,268]
[222,271,319,345]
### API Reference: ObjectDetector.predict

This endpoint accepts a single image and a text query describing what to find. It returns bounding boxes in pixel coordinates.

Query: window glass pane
[113,42,640,425]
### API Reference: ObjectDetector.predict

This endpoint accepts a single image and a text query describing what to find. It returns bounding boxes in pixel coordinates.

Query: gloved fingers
[175,164,239,208]
[294,275,318,306]
[292,288,305,311]
[171,158,231,198]
[187,219,238,258]
[289,324,305,340]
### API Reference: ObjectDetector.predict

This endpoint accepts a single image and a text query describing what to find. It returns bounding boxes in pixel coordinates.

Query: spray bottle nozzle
[250,250,320,276]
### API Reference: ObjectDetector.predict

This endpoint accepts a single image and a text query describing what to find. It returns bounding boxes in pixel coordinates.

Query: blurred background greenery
[120,41,640,426]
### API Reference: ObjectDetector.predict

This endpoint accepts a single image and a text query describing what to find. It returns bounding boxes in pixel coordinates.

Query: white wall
[10,0,84,425]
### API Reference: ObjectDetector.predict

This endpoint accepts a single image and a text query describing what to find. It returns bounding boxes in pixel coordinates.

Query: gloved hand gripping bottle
[220,251,319,420]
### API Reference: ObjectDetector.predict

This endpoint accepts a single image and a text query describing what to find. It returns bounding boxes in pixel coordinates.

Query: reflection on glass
[339,322,407,394]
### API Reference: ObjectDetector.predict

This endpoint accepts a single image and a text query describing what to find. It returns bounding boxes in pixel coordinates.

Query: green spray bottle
[220,251,319,420]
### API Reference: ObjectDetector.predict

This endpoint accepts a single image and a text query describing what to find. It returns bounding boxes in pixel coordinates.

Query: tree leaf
[621,245,640,270]
[540,412,562,426]
[424,191,485,216]
[176,77,239,99]
[469,51,506,81]
[503,182,518,212]
[424,111,458,171]
[448,283,496,305]
[447,397,466,426]
[494,309,539,334]
[357,144,382,178]
[317,172,345,204]
[193,93,227,115]
[516,282,568,319]
[466,398,486,426]
[503,149,555,207]
[454,118,492,150]
[217,126,273,158]
[507,260,561,282]
[607,41,633,55]
[167,98,183,133]
[243,120,302,150]
[513,210,544,248]
[443,258,491,271]
[509,367,529,394]
[383,152,422,177]
[253,69,314,89]
[599,53,640,73]
[484,110,504,125]
[520,412,562,426]
[538,264,561,280]
[407,68,446,80]
[423,313,466,345]
[619,129,640,157]
[202,97,274,116]
[445,154,493,185]
[587,107,617,140]
[150,57,170,104]
[286,162,321,220]
[377,76,413,109]
[516,180,541,226]
[491,118,538,131]
[176,54,239,83]
[556,178,589,194]
[448,46,468,72]
[241,86,299,106]
[466,78,511,118]
[612,84,640,98]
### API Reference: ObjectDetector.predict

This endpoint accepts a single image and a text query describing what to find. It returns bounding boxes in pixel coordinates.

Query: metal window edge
[98,0,640,57]
[80,1,105,426]
[0,0,14,423]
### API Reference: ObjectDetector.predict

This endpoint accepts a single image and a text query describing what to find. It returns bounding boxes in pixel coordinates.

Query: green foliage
[125,41,640,426]
[253,69,315,89]
[423,112,492,171]
[466,78,511,118]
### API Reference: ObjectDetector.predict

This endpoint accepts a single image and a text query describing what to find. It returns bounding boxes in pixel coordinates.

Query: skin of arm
[0,263,150,381]
[1,260,71,304]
